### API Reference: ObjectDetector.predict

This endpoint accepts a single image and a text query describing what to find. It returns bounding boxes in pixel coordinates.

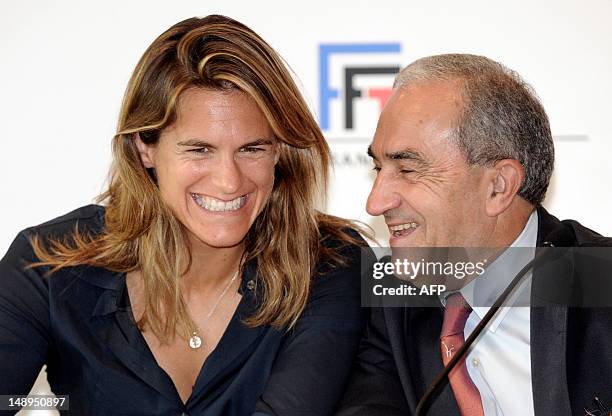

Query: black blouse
[0,205,369,416]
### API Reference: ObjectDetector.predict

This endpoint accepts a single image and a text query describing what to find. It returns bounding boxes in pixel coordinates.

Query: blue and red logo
[319,43,402,134]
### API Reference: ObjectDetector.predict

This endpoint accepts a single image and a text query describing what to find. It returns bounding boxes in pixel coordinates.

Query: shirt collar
[441,209,538,332]
[91,259,261,318]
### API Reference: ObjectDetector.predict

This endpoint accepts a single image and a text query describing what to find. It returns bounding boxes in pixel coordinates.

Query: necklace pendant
[189,332,202,349]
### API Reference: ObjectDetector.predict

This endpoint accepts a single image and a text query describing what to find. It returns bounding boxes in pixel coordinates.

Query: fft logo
[319,43,402,134]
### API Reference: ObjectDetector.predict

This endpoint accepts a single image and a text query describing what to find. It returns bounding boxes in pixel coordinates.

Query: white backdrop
[2,0,612,411]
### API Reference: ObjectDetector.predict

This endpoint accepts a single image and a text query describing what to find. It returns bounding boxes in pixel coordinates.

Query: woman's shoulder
[22,204,106,241]
[318,222,375,264]
[0,206,113,374]
[293,225,372,331]
[1,205,107,288]
[313,224,374,291]
[1,205,119,311]
[0,206,98,311]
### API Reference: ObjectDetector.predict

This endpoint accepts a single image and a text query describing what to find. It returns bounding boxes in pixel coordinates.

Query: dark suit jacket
[337,207,612,416]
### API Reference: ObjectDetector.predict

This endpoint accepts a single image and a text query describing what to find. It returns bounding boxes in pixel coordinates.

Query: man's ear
[134,133,156,168]
[485,159,525,216]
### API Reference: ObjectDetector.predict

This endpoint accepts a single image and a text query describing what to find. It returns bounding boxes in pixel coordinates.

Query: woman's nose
[210,156,243,195]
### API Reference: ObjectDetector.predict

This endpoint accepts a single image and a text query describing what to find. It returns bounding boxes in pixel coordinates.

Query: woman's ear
[134,133,156,168]
[485,159,525,216]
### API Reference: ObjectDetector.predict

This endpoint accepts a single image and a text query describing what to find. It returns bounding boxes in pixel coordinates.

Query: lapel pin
[584,396,610,416]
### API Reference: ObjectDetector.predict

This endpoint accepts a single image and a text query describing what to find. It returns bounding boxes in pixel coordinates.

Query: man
[337,54,612,415]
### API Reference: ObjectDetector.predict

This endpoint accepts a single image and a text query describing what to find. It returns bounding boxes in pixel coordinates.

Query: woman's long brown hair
[31,15,367,342]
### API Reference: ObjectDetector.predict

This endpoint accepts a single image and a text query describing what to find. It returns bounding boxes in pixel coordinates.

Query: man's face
[367,80,492,248]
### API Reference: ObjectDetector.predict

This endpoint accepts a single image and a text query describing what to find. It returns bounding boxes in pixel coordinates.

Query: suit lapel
[384,306,419,410]
[397,306,460,414]
[530,207,573,415]
[530,306,571,415]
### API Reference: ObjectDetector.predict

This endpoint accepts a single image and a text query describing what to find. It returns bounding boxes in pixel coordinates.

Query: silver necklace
[188,267,240,349]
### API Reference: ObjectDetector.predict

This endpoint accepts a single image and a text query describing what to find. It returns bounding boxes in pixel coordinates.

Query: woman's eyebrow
[177,138,275,148]
[177,138,215,148]
[241,139,274,146]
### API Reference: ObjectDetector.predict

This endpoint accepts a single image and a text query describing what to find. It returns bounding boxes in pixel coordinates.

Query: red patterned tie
[440,293,485,416]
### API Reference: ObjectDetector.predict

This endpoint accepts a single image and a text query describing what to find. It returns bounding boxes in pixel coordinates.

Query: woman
[0,15,371,415]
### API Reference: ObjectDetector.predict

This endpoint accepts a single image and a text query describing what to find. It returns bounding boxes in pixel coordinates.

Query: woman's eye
[372,166,381,173]
[240,146,265,153]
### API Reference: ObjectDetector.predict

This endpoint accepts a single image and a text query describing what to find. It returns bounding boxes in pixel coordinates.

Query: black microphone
[415,239,565,416]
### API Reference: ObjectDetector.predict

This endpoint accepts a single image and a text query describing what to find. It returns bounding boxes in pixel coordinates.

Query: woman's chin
[188,229,248,251]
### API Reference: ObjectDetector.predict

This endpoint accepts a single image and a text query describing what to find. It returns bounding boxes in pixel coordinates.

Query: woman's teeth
[192,193,247,212]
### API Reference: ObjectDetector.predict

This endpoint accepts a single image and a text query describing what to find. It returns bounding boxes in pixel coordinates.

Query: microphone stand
[415,243,558,416]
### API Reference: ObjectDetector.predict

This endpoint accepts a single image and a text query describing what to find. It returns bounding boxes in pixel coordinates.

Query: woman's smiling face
[136,88,278,251]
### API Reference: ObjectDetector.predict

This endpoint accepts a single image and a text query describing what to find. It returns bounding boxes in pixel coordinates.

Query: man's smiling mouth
[389,222,418,237]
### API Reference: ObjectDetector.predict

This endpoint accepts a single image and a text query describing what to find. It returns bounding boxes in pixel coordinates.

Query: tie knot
[441,293,472,338]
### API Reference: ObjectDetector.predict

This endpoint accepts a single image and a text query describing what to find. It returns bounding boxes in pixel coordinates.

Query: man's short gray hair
[394,54,554,206]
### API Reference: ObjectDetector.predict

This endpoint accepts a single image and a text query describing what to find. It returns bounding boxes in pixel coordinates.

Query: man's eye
[400,169,415,174]
[372,166,381,173]
[190,147,210,154]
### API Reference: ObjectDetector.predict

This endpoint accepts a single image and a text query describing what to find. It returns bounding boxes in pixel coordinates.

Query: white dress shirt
[450,210,538,416]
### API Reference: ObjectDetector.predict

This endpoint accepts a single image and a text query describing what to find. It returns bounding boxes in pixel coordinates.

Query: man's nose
[366,172,400,216]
